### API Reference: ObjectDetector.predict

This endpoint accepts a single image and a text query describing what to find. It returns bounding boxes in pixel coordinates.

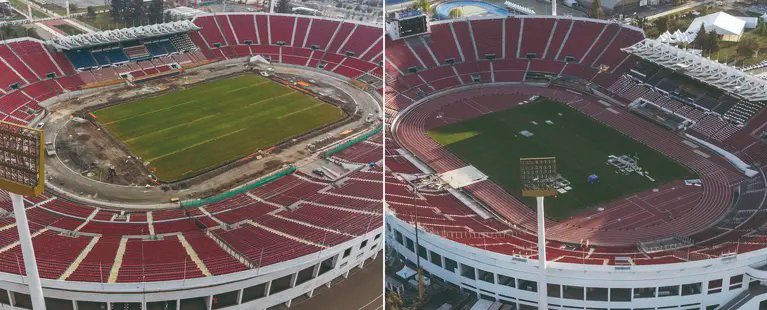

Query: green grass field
[94,74,345,181]
[428,99,693,220]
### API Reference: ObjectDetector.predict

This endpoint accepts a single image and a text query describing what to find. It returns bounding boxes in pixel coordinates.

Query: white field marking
[276,102,325,120]
[122,114,217,143]
[223,80,270,94]
[247,91,298,107]
[146,128,247,162]
[101,99,199,125]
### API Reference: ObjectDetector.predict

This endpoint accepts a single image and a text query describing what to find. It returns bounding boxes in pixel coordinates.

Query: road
[292,256,383,310]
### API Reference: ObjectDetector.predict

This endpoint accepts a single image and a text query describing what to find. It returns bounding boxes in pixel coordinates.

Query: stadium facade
[385,15,767,309]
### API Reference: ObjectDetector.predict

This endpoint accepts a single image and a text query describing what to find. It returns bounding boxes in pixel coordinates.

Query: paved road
[292,256,383,310]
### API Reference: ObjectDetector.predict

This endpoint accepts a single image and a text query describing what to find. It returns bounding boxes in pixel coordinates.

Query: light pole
[409,185,425,300]
[520,157,558,310]
[552,0,557,16]
[0,121,46,310]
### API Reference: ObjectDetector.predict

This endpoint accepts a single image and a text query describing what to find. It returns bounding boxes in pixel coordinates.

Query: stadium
[384,13,767,310]
[0,12,383,310]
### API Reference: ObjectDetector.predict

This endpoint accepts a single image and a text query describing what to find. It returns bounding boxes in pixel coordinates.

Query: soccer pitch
[93,74,346,181]
[428,99,692,220]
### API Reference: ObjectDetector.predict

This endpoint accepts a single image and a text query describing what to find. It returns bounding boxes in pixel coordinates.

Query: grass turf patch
[427,99,693,220]
[93,74,345,181]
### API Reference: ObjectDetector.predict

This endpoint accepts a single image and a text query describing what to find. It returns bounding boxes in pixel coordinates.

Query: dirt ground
[55,117,154,186]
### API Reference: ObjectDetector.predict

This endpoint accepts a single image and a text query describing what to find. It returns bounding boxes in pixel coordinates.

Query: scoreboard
[386,10,429,40]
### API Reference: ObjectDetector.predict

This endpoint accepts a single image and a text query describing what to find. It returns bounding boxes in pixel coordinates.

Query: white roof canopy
[396,266,417,279]
[439,166,488,188]
[49,20,200,50]
[686,11,745,36]
[623,39,767,102]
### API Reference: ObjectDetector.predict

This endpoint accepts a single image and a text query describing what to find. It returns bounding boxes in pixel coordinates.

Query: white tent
[685,11,747,42]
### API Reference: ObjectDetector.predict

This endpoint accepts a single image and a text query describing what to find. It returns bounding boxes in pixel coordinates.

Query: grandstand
[385,15,767,309]
[0,12,383,310]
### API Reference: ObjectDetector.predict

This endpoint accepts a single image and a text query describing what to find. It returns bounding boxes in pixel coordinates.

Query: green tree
[589,0,605,19]
[111,0,124,19]
[737,35,759,57]
[86,6,96,16]
[705,29,719,54]
[148,0,163,24]
[448,7,462,19]
[655,16,668,33]
[755,18,767,36]
[26,27,39,39]
[276,0,290,13]
[0,25,39,40]
[634,16,647,29]
[691,24,707,49]
[414,0,430,13]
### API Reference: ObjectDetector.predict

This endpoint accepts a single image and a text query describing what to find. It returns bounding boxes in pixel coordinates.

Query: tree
[276,0,290,13]
[589,0,605,19]
[111,0,124,19]
[385,290,403,310]
[706,30,719,52]
[26,27,39,39]
[86,6,96,16]
[691,24,707,49]
[448,8,461,19]
[655,16,668,34]
[0,25,39,40]
[755,18,767,36]
[737,36,759,57]
[148,0,163,24]
[634,16,648,30]
[414,0,429,13]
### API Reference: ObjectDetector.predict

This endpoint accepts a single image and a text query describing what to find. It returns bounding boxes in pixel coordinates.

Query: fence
[323,126,381,158]
[180,165,297,208]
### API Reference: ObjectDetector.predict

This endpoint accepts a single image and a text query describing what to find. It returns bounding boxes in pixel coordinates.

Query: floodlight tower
[520,157,558,310]
[552,0,556,16]
[0,121,46,310]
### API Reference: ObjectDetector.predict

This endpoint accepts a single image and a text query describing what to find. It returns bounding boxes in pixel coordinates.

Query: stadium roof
[165,6,206,20]
[49,21,200,50]
[623,39,767,102]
